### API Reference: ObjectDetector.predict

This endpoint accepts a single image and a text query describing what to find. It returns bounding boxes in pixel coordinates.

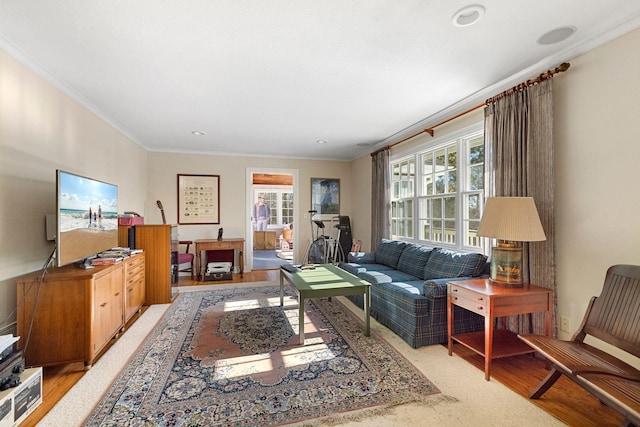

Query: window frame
[253,186,294,228]
[390,122,486,254]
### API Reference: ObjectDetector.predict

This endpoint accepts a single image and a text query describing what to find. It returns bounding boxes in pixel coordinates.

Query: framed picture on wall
[310,178,340,216]
[178,174,220,224]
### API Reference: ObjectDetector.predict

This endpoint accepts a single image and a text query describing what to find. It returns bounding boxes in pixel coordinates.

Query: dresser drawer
[449,284,488,315]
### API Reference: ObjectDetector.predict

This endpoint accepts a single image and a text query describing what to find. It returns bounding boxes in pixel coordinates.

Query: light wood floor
[20,269,623,427]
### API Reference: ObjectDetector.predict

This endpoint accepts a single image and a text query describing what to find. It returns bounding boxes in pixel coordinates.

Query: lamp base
[490,245,523,287]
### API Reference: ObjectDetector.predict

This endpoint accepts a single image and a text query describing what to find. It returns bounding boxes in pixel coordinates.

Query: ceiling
[2,1,640,161]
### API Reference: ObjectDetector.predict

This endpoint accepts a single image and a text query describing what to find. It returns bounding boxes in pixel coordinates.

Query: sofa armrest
[348,252,376,263]
[423,277,476,299]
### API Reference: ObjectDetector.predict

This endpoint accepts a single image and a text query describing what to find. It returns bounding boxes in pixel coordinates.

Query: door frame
[245,167,299,272]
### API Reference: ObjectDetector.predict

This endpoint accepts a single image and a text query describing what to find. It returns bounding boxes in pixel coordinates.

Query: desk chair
[177,240,194,279]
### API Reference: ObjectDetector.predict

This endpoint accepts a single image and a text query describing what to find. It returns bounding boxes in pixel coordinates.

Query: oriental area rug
[84,284,441,426]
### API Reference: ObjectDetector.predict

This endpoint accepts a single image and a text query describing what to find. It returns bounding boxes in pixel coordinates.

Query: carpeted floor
[40,282,564,427]
[253,249,292,269]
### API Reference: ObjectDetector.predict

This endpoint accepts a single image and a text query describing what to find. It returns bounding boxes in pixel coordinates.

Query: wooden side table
[447,279,552,381]
[195,238,245,279]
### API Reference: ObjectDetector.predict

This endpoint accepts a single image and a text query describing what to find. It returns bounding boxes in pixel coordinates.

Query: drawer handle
[101,302,107,307]
[452,288,458,292]
[477,306,484,310]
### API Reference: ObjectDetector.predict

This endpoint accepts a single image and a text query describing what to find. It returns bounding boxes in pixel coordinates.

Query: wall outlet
[560,315,570,333]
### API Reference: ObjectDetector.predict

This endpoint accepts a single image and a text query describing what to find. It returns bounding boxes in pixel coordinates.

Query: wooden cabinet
[15,254,145,368]
[92,269,123,355]
[119,224,178,305]
[253,231,276,250]
[124,252,145,322]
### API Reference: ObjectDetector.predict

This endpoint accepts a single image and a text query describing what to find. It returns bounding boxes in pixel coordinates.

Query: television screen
[56,170,118,267]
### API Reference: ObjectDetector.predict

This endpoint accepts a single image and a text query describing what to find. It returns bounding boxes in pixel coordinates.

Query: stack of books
[91,256,123,266]
[90,248,143,266]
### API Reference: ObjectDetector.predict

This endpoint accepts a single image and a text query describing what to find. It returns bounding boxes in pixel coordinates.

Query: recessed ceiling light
[537,26,576,45]
[192,130,206,136]
[316,139,328,144]
[452,5,485,27]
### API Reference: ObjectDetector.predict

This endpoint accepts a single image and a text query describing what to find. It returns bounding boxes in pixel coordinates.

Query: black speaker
[337,216,352,259]
[127,227,136,249]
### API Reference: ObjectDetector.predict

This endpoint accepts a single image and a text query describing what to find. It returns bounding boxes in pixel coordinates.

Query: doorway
[245,168,299,271]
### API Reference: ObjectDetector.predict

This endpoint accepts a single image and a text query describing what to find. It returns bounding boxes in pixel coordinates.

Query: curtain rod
[371,62,570,157]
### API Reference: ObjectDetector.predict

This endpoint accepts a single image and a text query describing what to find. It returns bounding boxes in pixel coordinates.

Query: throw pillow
[374,239,407,268]
[396,244,435,278]
[423,248,487,280]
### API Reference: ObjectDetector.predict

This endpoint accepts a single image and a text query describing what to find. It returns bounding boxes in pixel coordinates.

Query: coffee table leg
[364,287,370,336]
[299,296,305,345]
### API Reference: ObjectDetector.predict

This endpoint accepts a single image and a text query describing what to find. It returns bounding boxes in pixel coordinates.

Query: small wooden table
[279,264,371,345]
[447,279,552,381]
[195,238,244,279]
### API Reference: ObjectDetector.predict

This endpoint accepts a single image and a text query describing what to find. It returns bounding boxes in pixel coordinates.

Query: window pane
[433,220,443,242]
[433,198,442,218]
[444,220,456,244]
[447,170,457,193]
[467,194,480,220]
[435,172,445,194]
[469,164,484,190]
[444,196,455,218]
[469,136,484,164]
[435,149,446,167]
[420,219,430,240]
[448,146,457,168]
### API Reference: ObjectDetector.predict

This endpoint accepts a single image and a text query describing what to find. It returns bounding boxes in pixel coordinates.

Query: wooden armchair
[519,264,640,427]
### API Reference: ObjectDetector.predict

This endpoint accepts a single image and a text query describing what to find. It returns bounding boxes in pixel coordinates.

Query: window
[391,124,484,252]
[254,188,293,227]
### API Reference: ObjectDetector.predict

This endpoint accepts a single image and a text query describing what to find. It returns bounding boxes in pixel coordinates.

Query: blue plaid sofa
[339,239,487,348]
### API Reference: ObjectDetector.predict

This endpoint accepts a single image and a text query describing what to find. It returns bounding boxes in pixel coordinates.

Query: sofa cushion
[423,248,487,280]
[374,239,407,268]
[396,244,435,278]
[348,252,376,263]
[340,262,394,276]
[359,270,419,285]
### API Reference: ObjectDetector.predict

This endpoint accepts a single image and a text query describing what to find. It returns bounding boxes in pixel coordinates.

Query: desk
[447,279,552,381]
[195,239,244,279]
[280,264,370,345]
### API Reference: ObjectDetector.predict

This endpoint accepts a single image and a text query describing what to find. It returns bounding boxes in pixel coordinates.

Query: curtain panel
[484,79,557,337]
[371,149,390,250]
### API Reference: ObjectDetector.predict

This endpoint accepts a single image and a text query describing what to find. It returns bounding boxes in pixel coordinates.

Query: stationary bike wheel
[307,237,328,264]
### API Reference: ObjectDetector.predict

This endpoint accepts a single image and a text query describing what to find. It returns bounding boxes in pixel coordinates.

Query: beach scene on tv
[57,172,118,265]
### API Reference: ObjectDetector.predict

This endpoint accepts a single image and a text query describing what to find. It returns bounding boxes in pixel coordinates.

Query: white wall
[0,49,148,332]
[146,152,353,267]
[554,28,640,353]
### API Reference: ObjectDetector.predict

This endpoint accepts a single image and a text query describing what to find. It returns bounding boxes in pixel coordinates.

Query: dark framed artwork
[178,174,220,224]
[310,178,340,215]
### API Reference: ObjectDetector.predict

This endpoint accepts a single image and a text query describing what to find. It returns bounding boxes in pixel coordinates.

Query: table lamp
[477,197,546,286]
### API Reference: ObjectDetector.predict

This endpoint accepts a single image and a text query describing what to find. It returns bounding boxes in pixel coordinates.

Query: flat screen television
[56,170,119,267]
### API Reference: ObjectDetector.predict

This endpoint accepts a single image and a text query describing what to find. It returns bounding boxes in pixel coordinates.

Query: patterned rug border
[85,284,444,426]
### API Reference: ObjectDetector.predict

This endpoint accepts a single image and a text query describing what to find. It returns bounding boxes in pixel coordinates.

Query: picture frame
[178,174,220,224]
[310,178,340,216]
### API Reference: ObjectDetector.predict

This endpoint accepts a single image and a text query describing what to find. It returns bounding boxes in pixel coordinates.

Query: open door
[246,168,299,271]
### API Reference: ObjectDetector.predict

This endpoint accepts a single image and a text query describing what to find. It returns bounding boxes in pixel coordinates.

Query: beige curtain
[484,79,557,336]
[371,149,390,250]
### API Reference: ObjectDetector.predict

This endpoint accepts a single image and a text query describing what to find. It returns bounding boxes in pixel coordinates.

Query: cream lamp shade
[478,197,546,286]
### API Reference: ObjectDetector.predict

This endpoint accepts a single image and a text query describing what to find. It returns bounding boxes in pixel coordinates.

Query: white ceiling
[2,1,640,161]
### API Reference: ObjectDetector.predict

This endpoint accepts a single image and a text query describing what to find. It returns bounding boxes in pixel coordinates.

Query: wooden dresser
[16,253,145,368]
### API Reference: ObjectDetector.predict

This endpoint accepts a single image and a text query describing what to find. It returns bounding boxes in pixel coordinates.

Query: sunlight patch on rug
[85,285,440,426]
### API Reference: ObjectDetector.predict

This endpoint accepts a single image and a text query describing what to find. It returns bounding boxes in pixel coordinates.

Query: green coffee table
[279,264,371,344]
